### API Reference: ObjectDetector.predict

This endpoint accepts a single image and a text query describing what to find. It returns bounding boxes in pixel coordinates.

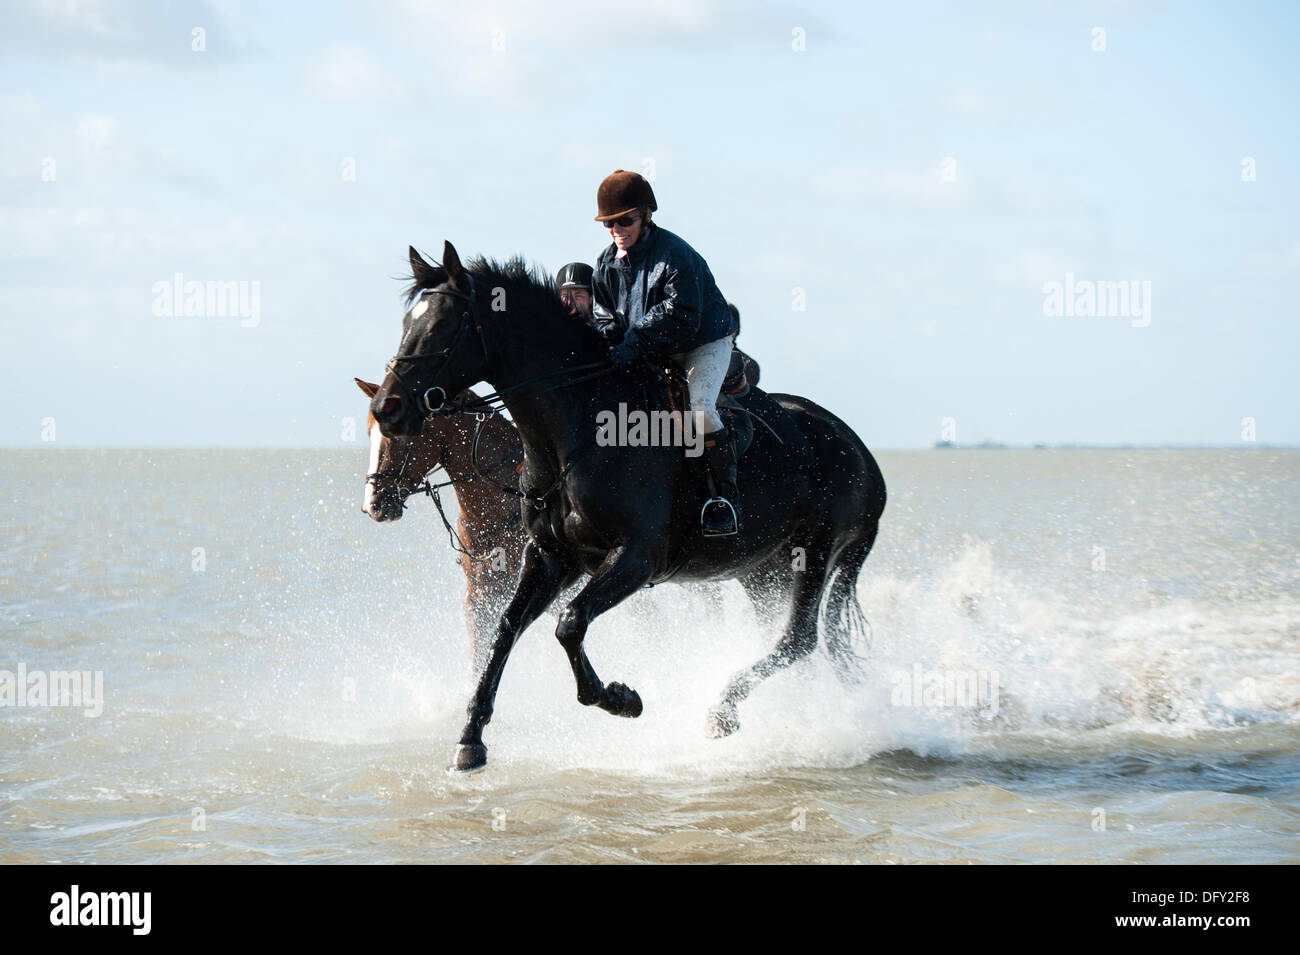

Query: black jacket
[592,223,737,358]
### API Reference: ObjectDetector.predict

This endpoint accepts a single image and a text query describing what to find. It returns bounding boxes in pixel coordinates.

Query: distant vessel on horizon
[931,441,1292,451]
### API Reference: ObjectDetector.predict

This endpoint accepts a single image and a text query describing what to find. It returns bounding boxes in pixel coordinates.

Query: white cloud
[305,44,406,103]
[30,0,113,34]
[950,88,991,115]
[1,0,255,67]
[74,112,119,158]
[993,249,1075,288]
[561,140,599,170]
[1252,240,1300,278]
[811,161,969,209]
[390,0,833,108]
[1280,241,1300,273]
[393,0,777,53]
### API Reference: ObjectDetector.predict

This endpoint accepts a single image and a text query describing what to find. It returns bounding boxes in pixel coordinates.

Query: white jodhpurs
[669,337,733,435]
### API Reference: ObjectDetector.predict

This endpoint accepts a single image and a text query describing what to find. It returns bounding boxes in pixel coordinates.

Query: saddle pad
[716,393,754,457]
[732,387,815,476]
[635,366,811,474]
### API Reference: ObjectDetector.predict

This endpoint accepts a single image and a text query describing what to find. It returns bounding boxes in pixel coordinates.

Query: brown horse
[355,378,526,677]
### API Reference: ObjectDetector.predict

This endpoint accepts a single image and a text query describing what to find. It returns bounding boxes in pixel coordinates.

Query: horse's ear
[409,245,432,275]
[443,240,466,289]
[355,377,379,398]
[408,245,444,289]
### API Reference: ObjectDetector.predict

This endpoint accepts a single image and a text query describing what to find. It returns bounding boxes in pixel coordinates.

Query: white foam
[245,535,1298,779]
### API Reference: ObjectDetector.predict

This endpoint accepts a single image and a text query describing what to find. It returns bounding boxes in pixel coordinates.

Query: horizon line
[3,443,1297,453]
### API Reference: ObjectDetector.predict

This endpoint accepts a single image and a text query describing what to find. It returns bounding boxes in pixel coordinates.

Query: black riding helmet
[557,262,594,291]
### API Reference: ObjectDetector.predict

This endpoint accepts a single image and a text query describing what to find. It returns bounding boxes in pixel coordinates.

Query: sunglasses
[602,214,641,229]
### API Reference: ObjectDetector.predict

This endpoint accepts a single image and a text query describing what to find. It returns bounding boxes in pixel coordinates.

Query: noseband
[364,421,441,509]
[364,416,508,563]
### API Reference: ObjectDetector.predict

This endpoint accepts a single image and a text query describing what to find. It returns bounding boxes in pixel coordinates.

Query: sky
[1,0,1297,449]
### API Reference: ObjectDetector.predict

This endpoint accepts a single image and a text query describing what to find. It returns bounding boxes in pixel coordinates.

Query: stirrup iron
[700,496,739,537]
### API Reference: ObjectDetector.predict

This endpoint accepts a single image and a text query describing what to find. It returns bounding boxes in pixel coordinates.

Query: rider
[556,262,594,319]
[590,169,741,537]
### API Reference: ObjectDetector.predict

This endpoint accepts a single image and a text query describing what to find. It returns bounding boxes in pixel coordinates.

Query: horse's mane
[403,253,595,331]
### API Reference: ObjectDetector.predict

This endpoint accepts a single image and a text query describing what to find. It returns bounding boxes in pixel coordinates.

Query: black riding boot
[700,427,741,537]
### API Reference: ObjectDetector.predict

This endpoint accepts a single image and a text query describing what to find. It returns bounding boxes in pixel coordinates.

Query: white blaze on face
[363,416,382,514]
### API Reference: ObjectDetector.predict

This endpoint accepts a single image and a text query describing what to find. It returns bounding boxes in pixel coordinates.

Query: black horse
[371,242,886,771]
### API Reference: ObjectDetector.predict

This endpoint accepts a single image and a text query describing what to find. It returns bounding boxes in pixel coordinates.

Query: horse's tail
[820,530,877,684]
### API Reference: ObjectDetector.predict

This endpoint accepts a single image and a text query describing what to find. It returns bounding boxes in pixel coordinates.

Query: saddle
[651,354,813,476]
[659,366,753,457]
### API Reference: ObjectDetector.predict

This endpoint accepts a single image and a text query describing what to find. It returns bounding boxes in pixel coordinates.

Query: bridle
[384,277,617,420]
[365,415,517,562]
[377,273,622,514]
[363,418,439,511]
[384,282,485,417]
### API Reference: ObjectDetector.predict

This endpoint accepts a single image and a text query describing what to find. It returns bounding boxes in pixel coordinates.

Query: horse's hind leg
[707,544,832,738]
[737,559,789,624]
[554,543,654,719]
[822,525,878,686]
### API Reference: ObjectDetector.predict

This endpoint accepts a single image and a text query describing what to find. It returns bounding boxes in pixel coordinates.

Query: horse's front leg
[555,542,655,718]
[461,552,489,682]
[463,554,514,683]
[454,540,575,771]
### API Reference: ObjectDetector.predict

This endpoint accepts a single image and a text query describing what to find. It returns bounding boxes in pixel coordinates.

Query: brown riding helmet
[594,170,658,221]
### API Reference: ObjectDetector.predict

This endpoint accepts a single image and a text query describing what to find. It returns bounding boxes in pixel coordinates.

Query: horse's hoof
[602,682,643,718]
[450,743,488,773]
[705,705,739,739]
